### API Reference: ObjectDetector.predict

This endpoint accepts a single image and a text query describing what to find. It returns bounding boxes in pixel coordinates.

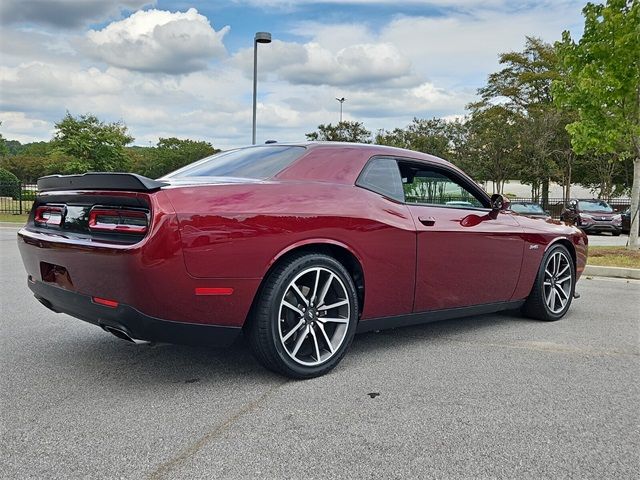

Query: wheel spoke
[309,326,321,362]
[291,283,309,306]
[555,285,569,300]
[291,325,310,357]
[543,280,552,286]
[557,275,571,284]
[316,322,334,354]
[557,264,570,277]
[282,300,304,316]
[554,254,562,275]
[282,318,305,343]
[317,273,334,307]
[546,287,555,308]
[318,317,349,324]
[318,299,348,311]
[311,269,320,302]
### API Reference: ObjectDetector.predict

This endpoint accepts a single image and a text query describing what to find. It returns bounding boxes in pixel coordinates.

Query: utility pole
[335,97,346,123]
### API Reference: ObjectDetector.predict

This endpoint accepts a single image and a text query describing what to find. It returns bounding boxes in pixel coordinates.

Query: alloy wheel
[543,250,572,314]
[278,267,351,366]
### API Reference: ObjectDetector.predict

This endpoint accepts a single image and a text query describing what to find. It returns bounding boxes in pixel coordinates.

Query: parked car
[17,143,588,379]
[509,201,551,219]
[621,207,639,234]
[560,199,622,235]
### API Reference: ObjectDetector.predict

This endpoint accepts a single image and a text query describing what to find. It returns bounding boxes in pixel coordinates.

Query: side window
[399,162,485,208]
[356,157,404,202]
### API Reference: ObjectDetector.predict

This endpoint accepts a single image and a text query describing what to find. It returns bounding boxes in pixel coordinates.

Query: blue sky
[0,0,586,148]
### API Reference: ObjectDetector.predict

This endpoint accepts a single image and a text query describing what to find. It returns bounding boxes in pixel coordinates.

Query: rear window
[163,146,305,179]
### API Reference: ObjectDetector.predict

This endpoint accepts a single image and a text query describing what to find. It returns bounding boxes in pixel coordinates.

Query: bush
[17,189,37,201]
[0,167,19,198]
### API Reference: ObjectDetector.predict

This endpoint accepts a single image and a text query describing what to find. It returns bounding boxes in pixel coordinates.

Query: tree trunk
[541,177,549,210]
[629,157,639,250]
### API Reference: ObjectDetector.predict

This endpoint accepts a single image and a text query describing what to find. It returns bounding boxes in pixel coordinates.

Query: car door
[397,159,525,312]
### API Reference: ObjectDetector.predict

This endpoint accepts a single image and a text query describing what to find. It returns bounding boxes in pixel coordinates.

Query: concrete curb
[583,265,640,280]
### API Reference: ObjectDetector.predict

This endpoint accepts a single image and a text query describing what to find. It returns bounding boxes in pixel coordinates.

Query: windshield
[163,146,306,179]
[578,200,613,213]
[511,203,545,214]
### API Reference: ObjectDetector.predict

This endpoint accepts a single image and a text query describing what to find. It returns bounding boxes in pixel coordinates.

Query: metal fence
[0,182,633,220]
[0,182,38,216]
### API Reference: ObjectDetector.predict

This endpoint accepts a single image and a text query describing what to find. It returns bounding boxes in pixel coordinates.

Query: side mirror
[490,193,510,211]
[489,194,509,219]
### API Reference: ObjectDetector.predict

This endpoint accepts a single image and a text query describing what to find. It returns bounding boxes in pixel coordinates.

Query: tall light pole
[335,97,346,123]
[252,31,272,145]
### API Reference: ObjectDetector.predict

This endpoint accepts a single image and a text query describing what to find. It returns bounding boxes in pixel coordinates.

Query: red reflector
[34,205,64,226]
[92,297,119,308]
[195,287,234,296]
[88,208,148,234]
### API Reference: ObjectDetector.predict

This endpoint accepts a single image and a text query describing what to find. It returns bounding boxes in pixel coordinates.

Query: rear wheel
[523,244,575,321]
[246,253,358,379]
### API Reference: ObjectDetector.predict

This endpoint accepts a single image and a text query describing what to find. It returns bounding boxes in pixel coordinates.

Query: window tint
[163,146,305,179]
[399,163,485,208]
[357,157,404,201]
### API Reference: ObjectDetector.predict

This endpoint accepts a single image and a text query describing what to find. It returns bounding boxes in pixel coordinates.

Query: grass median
[0,214,28,224]
[588,246,640,269]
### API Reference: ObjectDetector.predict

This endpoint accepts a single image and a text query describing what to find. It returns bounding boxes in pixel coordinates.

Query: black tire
[245,253,359,379]
[522,244,575,321]
[612,231,621,237]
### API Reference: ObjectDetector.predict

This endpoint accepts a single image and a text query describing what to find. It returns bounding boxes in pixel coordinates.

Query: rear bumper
[29,280,241,347]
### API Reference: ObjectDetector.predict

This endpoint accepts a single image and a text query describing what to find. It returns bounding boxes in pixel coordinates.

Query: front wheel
[246,253,358,379]
[523,244,575,321]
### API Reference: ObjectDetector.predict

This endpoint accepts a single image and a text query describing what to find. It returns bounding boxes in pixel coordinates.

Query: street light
[336,97,346,123]
[252,31,272,145]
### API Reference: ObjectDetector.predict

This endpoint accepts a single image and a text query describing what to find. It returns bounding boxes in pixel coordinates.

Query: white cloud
[85,8,230,74]
[233,39,416,87]
[0,112,53,143]
[0,0,155,28]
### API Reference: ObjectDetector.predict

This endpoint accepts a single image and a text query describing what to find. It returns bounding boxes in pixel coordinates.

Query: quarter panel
[165,183,417,319]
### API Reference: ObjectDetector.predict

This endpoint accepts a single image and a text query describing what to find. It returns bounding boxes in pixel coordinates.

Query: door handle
[418,216,436,227]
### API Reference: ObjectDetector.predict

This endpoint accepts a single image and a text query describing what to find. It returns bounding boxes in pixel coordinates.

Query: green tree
[306,121,372,143]
[553,0,640,248]
[52,113,133,173]
[375,117,467,161]
[475,37,570,204]
[0,122,9,157]
[460,106,522,194]
[130,138,219,179]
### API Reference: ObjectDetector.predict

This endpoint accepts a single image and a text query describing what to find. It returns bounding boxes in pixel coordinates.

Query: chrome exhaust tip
[102,325,149,344]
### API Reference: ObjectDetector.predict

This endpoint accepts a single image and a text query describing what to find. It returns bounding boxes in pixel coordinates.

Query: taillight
[88,207,149,234]
[34,205,64,226]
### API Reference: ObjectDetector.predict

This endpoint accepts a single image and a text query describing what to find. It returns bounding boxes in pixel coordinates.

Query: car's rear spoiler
[37,173,168,193]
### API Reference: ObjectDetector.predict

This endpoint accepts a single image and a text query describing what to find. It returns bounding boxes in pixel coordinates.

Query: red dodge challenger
[18,143,588,378]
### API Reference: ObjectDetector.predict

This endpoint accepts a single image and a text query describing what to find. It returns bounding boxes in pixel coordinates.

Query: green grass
[588,246,640,269]
[0,213,28,224]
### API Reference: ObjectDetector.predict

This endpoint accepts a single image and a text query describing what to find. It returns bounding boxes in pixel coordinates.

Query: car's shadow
[43,310,530,385]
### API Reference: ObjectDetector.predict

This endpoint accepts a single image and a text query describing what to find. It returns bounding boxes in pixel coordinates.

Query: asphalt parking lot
[587,232,632,247]
[1,225,639,479]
